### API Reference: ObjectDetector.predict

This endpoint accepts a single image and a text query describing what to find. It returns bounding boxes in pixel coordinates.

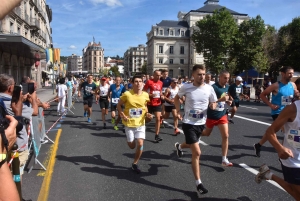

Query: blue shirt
[110,84,126,105]
[271,81,294,115]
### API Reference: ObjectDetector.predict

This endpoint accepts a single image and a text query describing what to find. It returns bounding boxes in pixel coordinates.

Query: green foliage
[192,8,238,75]
[141,61,148,75]
[109,65,120,77]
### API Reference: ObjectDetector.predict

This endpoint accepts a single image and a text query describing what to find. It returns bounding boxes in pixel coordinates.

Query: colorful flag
[53,48,60,63]
[49,48,53,63]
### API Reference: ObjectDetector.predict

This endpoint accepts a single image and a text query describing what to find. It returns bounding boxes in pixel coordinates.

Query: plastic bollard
[11,144,22,200]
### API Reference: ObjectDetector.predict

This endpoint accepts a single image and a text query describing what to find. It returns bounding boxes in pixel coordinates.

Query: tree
[109,65,120,77]
[192,8,238,75]
[232,15,266,73]
[141,61,147,75]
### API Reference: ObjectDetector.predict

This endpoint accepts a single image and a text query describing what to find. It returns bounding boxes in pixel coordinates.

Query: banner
[49,48,53,63]
[53,48,60,63]
[46,49,50,62]
[60,63,63,72]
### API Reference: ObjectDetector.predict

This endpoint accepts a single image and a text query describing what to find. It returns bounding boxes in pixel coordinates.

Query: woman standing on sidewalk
[56,78,68,115]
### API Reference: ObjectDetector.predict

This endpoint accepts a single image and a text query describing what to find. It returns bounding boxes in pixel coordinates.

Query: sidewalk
[36,86,57,103]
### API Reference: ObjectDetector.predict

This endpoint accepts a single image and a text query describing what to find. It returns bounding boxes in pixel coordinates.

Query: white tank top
[281,100,300,168]
[165,86,179,106]
[99,84,109,96]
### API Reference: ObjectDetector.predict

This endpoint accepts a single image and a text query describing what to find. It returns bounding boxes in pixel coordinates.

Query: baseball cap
[101,77,107,81]
[236,76,243,81]
[171,78,178,82]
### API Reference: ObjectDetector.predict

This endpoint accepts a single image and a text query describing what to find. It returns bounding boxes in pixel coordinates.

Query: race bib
[281,96,293,106]
[112,98,119,104]
[215,102,225,111]
[162,87,167,93]
[236,88,241,95]
[129,108,143,118]
[187,110,204,124]
[152,91,160,98]
[287,129,300,150]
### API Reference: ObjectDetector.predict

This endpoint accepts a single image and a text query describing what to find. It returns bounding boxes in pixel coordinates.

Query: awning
[0,34,46,60]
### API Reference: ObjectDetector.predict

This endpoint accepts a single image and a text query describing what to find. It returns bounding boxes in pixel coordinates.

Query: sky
[48,0,300,57]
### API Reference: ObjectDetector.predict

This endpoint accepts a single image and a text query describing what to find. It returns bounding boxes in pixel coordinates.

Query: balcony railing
[30,18,40,30]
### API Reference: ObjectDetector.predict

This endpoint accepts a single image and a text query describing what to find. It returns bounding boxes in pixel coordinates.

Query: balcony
[30,18,40,30]
[14,7,22,17]
[25,14,30,24]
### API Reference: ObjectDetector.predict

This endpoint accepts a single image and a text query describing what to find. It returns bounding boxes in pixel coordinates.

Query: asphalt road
[22,100,294,201]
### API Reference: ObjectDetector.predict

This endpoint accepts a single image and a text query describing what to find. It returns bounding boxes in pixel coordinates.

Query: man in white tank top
[163,78,180,135]
[255,100,300,200]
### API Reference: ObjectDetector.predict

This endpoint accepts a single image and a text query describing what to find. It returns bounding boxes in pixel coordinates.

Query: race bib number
[281,96,293,106]
[236,88,241,95]
[162,88,167,93]
[129,108,143,118]
[215,102,225,111]
[112,98,119,104]
[287,129,300,150]
[187,110,204,124]
[152,91,160,98]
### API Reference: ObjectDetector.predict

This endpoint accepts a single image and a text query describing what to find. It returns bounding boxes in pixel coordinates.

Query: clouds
[89,0,122,7]
[69,45,77,49]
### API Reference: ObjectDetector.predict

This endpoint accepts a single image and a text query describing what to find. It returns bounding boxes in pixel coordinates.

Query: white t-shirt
[178,83,217,125]
[281,101,300,168]
[99,84,109,96]
[56,84,67,98]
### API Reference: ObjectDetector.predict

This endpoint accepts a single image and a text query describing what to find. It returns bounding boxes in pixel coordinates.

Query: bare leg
[101,108,106,123]
[217,123,229,157]
[271,174,300,200]
[154,111,161,135]
[230,106,237,119]
[133,139,144,164]
[190,143,201,180]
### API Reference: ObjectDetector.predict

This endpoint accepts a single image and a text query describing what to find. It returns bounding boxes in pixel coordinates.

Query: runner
[117,75,152,173]
[228,76,246,124]
[97,77,110,129]
[205,73,215,85]
[163,78,180,135]
[202,70,233,166]
[255,100,300,200]
[254,66,297,157]
[109,76,126,130]
[160,69,172,124]
[174,64,217,195]
[143,70,164,142]
[78,74,97,123]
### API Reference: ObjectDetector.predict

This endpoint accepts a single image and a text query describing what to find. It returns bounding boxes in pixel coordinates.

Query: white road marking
[234,115,271,126]
[239,163,286,192]
[163,120,208,146]
[240,105,258,110]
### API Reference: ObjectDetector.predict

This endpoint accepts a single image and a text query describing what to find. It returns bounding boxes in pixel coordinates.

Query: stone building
[0,0,53,86]
[67,54,83,74]
[123,44,147,77]
[82,40,104,75]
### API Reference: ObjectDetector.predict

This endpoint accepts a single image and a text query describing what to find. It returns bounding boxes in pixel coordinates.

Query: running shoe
[229,119,234,124]
[103,123,107,129]
[111,118,115,124]
[84,111,87,117]
[174,128,180,136]
[155,135,163,142]
[87,118,91,123]
[222,158,233,167]
[113,125,119,130]
[196,183,208,195]
[131,163,141,174]
[175,142,183,157]
[253,143,261,157]
[255,164,270,184]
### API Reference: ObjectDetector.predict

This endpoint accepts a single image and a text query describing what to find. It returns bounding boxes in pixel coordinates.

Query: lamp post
[178,67,181,79]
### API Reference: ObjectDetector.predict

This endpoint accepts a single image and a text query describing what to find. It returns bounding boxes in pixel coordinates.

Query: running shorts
[182,123,205,144]
[125,125,146,142]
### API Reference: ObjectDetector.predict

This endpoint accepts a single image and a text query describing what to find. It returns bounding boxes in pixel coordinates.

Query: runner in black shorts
[97,77,110,129]
[78,75,97,123]
[174,65,217,195]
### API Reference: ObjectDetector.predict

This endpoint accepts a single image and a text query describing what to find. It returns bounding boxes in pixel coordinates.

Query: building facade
[0,0,53,86]
[123,44,147,77]
[67,54,82,73]
[146,0,249,78]
[82,40,104,75]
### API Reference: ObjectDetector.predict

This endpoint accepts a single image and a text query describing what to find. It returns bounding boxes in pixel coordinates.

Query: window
[180,69,184,77]
[169,69,173,78]
[94,57,96,61]
[10,22,14,33]
[159,46,163,54]
[169,59,173,64]
[159,58,163,64]
[159,30,163,35]
[170,30,174,36]
[180,59,184,64]
[181,31,185,36]
[169,46,174,54]
[180,46,184,54]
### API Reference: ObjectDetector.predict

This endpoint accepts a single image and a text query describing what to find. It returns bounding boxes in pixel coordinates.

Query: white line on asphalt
[234,115,271,126]
[239,163,286,192]
[163,120,208,146]
[240,105,258,110]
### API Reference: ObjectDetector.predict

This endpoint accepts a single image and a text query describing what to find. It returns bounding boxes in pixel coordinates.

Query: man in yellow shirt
[117,75,152,173]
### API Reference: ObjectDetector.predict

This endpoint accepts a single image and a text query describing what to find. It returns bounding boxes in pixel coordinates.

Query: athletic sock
[222,156,226,161]
[196,179,202,186]
[178,144,183,151]
[265,171,273,180]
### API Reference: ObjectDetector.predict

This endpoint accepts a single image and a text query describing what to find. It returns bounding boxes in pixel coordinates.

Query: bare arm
[0,0,22,20]
[260,82,279,109]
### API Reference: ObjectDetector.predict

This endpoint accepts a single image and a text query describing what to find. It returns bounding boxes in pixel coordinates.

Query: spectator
[56,78,68,116]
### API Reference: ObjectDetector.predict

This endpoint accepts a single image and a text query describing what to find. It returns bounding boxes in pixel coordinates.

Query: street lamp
[178,67,181,78]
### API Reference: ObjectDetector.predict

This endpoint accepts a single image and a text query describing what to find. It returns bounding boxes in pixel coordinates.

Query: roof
[190,0,248,16]
[156,20,189,28]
